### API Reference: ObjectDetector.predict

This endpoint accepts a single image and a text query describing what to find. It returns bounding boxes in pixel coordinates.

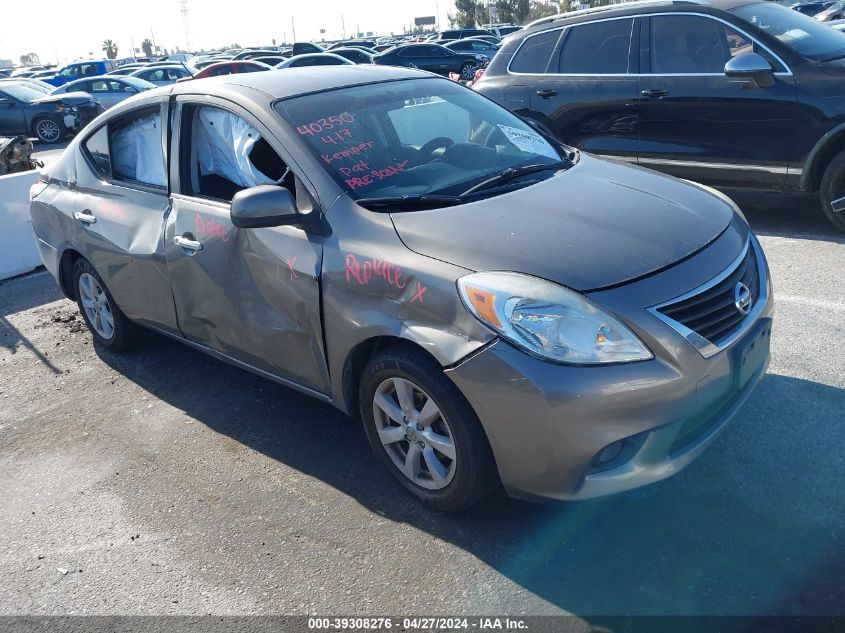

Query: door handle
[73,210,96,224]
[641,89,669,98]
[536,89,558,98]
[173,234,203,252]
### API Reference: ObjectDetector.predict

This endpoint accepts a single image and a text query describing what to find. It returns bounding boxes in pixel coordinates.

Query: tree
[19,52,40,66]
[527,0,558,21]
[102,39,118,59]
[141,38,153,58]
[495,0,519,23]
[454,0,481,27]
[516,0,530,22]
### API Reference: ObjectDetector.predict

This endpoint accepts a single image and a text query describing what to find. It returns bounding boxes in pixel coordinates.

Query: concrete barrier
[0,170,41,281]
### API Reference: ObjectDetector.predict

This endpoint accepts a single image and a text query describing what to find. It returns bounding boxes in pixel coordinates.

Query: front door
[529,17,640,161]
[165,98,330,394]
[0,95,26,134]
[637,13,798,189]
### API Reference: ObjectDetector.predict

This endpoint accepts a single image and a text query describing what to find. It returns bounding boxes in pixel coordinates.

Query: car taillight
[30,176,49,201]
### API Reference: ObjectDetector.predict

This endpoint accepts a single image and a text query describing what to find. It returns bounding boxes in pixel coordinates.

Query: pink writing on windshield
[345,253,407,289]
[344,160,409,190]
[194,213,228,242]
[297,113,355,136]
[287,256,297,281]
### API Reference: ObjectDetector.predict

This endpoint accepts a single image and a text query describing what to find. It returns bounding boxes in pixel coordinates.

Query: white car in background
[50,76,157,109]
[129,64,193,86]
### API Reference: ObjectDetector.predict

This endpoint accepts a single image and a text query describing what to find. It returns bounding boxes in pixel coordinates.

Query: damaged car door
[164,98,330,395]
[73,98,179,334]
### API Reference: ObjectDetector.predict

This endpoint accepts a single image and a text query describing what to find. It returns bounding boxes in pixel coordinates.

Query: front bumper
[446,235,774,503]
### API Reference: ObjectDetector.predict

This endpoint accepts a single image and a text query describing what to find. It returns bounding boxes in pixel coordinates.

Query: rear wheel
[33,117,64,144]
[359,345,497,512]
[72,258,135,352]
[819,148,845,234]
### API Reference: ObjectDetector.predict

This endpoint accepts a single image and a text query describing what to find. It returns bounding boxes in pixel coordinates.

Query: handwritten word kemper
[344,160,409,191]
[194,213,228,242]
[321,141,375,165]
[345,253,407,289]
[297,113,355,137]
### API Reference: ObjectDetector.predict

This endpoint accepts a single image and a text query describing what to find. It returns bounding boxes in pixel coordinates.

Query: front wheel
[359,346,498,512]
[33,117,64,144]
[459,62,478,81]
[819,148,845,233]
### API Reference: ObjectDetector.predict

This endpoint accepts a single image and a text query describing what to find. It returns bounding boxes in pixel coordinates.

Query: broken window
[186,106,293,202]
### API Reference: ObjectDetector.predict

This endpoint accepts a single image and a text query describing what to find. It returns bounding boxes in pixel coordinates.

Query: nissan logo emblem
[734,282,753,316]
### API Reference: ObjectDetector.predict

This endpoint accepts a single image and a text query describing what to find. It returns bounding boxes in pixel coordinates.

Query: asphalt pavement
[0,180,842,620]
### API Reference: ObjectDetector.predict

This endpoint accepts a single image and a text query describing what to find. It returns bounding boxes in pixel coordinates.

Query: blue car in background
[44,60,117,87]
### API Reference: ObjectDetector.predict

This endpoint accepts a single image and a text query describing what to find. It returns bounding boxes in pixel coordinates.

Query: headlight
[458,272,652,364]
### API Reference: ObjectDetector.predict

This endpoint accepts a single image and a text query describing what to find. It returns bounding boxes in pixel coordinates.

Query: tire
[459,62,477,81]
[72,258,135,352]
[32,117,64,144]
[359,345,498,512]
[819,148,845,234]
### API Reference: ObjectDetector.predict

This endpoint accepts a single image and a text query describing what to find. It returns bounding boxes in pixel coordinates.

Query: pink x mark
[411,282,427,304]
[287,257,297,281]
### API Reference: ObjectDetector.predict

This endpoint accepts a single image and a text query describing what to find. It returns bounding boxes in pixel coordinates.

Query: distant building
[0,59,13,69]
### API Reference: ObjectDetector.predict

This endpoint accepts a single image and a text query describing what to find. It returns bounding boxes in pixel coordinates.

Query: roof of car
[170,64,426,100]
[523,0,766,31]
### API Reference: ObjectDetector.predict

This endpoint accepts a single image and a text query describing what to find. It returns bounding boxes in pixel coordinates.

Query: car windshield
[732,2,845,60]
[0,83,43,102]
[275,78,565,201]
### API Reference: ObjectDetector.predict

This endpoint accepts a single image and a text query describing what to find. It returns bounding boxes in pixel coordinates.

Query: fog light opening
[587,432,649,475]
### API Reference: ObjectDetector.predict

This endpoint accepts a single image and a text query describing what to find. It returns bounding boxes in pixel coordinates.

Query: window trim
[79,102,169,195]
[171,95,320,212]
[506,11,792,77]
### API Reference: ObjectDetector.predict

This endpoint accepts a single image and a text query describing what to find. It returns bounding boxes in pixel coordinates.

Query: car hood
[32,91,95,106]
[389,154,735,291]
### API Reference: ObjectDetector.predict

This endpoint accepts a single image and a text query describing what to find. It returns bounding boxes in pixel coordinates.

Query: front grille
[657,242,760,345]
[78,105,100,124]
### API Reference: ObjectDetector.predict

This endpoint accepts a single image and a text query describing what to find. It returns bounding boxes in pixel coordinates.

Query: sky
[0,0,458,65]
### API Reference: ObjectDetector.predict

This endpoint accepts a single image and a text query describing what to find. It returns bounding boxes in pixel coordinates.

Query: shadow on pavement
[0,271,64,373]
[94,332,845,616]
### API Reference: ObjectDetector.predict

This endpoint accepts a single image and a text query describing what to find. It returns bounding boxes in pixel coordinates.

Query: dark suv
[474,0,845,232]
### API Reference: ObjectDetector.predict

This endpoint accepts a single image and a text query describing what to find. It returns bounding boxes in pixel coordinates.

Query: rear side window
[510,29,560,73]
[83,126,111,178]
[82,106,167,188]
[558,18,634,74]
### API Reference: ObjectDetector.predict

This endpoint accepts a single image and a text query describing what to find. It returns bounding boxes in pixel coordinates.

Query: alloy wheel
[372,377,457,490]
[78,273,115,340]
[35,119,61,143]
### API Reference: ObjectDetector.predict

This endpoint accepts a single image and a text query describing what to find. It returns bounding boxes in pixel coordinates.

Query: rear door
[165,97,330,394]
[528,17,640,161]
[637,12,798,189]
[72,98,180,333]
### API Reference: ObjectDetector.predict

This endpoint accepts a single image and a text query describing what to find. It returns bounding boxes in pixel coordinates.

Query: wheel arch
[341,336,442,419]
[801,122,845,192]
[58,248,83,300]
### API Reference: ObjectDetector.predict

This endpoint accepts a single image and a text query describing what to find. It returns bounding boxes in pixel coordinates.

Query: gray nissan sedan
[30,66,772,511]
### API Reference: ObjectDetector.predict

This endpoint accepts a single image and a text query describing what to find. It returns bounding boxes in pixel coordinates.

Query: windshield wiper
[355,194,463,210]
[459,161,571,197]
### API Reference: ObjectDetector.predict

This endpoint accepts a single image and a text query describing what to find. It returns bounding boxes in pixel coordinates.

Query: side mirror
[231,185,303,229]
[124,86,138,93]
[725,52,774,89]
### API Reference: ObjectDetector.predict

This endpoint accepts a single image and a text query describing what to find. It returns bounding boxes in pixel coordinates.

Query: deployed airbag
[196,109,282,188]
[111,113,167,187]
